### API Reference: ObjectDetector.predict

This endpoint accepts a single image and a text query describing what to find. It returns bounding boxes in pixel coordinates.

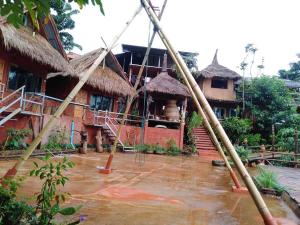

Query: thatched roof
[141,54,189,98]
[0,18,72,73]
[196,50,241,80]
[48,48,133,97]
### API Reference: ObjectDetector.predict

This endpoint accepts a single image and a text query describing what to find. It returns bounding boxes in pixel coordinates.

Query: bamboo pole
[165,44,243,189]
[103,0,168,171]
[1,5,143,180]
[141,1,276,224]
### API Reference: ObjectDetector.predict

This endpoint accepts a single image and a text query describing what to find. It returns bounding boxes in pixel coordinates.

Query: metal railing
[0,83,5,100]
[0,85,25,114]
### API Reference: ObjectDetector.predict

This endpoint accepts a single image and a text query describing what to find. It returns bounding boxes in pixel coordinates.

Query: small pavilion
[140,53,190,129]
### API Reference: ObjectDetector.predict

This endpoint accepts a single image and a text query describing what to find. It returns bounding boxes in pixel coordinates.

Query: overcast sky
[69,0,300,77]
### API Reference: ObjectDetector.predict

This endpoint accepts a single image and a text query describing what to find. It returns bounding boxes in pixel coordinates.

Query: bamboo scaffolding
[1,5,143,180]
[141,0,276,224]
[103,0,168,171]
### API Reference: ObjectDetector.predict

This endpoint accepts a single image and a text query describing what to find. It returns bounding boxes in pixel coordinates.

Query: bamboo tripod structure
[1,5,143,180]
[165,42,244,190]
[103,0,168,171]
[141,0,276,224]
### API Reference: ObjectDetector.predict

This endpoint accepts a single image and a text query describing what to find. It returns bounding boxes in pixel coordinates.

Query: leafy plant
[272,154,295,167]
[42,127,70,151]
[276,128,298,152]
[166,139,181,156]
[51,0,82,51]
[255,167,285,194]
[2,128,31,150]
[222,117,252,144]
[30,153,80,225]
[0,177,37,225]
[235,145,250,162]
[0,0,104,29]
[185,111,203,151]
[240,133,261,146]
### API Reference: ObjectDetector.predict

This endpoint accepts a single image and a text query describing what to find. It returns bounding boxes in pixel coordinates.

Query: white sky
[69,0,300,76]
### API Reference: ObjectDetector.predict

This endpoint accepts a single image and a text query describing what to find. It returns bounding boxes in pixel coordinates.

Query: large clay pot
[164,100,180,121]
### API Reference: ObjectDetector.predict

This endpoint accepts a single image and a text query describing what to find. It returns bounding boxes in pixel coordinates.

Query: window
[229,108,237,117]
[214,107,225,119]
[8,65,42,92]
[90,94,113,111]
[211,79,228,89]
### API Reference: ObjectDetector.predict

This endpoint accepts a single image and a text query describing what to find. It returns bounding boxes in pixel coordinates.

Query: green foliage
[272,154,295,167]
[0,0,104,29]
[135,144,166,154]
[42,127,71,151]
[2,128,31,150]
[279,54,300,81]
[255,167,285,194]
[30,153,80,224]
[166,139,181,156]
[222,117,251,144]
[185,111,203,151]
[240,76,295,140]
[240,133,262,146]
[0,177,37,225]
[0,156,80,225]
[235,145,250,162]
[276,128,298,152]
[51,0,82,50]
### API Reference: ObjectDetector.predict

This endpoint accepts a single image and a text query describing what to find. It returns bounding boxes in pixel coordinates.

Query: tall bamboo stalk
[1,5,143,180]
[104,0,168,170]
[166,45,242,189]
[141,1,276,224]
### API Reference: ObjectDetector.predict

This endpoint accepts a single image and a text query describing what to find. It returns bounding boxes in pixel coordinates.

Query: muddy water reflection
[1,153,299,225]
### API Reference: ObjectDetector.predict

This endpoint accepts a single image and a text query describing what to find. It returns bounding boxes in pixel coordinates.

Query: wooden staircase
[192,126,216,152]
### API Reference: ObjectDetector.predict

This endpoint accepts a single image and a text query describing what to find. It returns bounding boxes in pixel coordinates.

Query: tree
[0,0,104,29]
[279,54,300,81]
[243,76,295,139]
[51,1,82,51]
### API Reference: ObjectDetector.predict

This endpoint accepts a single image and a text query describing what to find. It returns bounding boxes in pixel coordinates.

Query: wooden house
[0,15,72,144]
[196,50,241,120]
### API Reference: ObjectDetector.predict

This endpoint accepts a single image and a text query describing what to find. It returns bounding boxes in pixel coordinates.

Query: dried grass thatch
[142,72,190,98]
[196,50,241,80]
[48,48,132,97]
[0,19,72,73]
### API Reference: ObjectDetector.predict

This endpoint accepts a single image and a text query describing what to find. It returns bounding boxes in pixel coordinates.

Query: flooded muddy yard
[1,152,299,225]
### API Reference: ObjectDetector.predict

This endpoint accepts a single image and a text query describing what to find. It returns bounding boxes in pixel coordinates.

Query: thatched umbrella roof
[0,17,72,73]
[196,50,241,80]
[140,54,189,98]
[48,48,133,97]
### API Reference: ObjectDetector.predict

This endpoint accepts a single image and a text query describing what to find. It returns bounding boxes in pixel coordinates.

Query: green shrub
[185,111,203,151]
[2,128,31,150]
[272,154,295,167]
[222,117,252,144]
[235,145,250,162]
[240,133,261,146]
[136,144,150,153]
[255,167,285,194]
[166,139,181,156]
[276,128,298,152]
[151,144,166,154]
[42,127,70,151]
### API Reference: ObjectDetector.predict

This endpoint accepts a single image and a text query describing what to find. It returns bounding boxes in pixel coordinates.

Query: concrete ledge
[282,191,300,218]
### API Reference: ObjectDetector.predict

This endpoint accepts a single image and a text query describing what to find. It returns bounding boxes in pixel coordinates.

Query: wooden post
[272,124,275,151]
[2,5,143,179]
[96,129,103,153]
[80,131,88,154]
[141,1,276,224]
[294,129,298,167]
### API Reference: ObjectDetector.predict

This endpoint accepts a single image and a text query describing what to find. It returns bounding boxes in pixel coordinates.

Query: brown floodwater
[1,152,299,225]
